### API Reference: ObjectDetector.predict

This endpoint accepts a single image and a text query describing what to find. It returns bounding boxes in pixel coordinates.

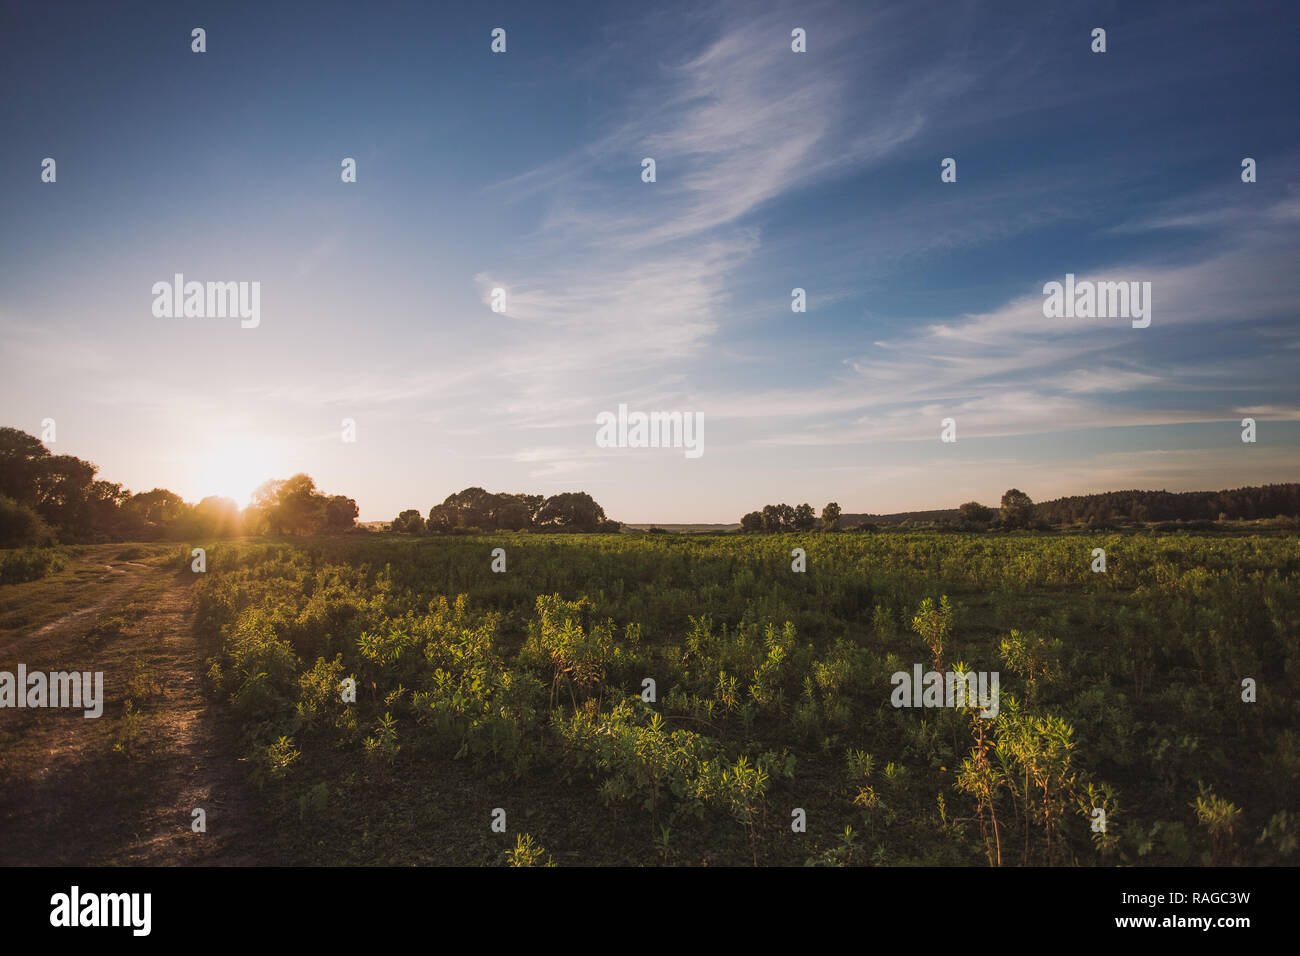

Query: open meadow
[3,529,1296,866]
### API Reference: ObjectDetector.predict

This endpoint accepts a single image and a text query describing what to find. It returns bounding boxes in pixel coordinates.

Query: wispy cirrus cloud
[688,192,1300,447]
[469,2,950,413]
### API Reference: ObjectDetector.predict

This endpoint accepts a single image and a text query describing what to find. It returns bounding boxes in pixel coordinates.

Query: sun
[194,442,271,509]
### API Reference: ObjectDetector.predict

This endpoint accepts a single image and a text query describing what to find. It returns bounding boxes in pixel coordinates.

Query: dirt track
[0,550,266,865]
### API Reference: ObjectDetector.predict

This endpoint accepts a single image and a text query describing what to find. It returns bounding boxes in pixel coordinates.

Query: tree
[958,501,995,529]
[426,503,454,533]
[244,475,341,535]
[821,502,841,532]
[277,474,327,534]
[1000,489,1034,529]
[0,495,55,546]
[123,488,190,539]
[741,511,763,532]
[495,496,533,531]
[520,494,545,524]
[87,480,131,538]
[0,427,51,505]
[246,479,286,534]
[534,492,607,532]
[34,454,98,535]
[194,496,242,537]
[391,509,425,534]
[385,486,619,536]
[324,495,359,531]
[761,504,783,531]
[793,503,816,531]
[443,486,495,530]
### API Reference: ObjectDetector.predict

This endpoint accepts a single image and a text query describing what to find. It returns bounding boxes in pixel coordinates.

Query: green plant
[503,832,555,867]
[112,699,145,758]
[1193,782,1242,865]
[363,712,399,763]
[911,596,953,670]
[251,735,301,789]
[805,825,860,867]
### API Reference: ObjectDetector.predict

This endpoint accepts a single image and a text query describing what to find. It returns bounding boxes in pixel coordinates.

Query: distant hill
[623,523,740,533]
[1032,483,1300,525]
[838,510,958,528]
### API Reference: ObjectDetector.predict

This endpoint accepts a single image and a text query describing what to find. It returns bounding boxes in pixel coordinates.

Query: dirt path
[24,563,149,642]
[0,555,267,865]
[111,572,264,865]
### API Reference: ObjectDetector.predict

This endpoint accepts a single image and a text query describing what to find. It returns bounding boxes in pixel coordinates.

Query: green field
[174,530,1297,866]
[3,530,1297,866]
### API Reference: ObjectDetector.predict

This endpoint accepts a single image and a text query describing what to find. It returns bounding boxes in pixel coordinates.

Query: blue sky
[2,0,1298,521]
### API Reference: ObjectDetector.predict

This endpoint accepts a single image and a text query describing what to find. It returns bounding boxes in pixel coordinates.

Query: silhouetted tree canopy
[793,503,817,531]
[247,475,357,535]
[324,495,360,531]
[0,495,55,547]
[0,426,363,541]
[743,502,820,532]
[423,488,619,534]
[821,502,841,531]
[958,501,995,528]
[1000,489,1035,529]
[391,509,425,533]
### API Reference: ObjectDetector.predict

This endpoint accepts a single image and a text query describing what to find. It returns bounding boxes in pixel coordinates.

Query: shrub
[0,546,65,585]
[0,495,55,547]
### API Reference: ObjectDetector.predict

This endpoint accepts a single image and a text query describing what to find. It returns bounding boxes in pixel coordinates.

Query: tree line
[934,485,1300,530]
[392,487,621,534]
[740,502,842,532]
[783,484,1300,532]
[740,490,1055,532]
[1033,483,1300,526]
[0,427,622,545]
[0,426,357,545]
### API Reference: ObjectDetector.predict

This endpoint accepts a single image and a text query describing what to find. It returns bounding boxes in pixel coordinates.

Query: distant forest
[2,425,1296,546]
[837,484,1300,530]
[1032,484,1300,524]
[0,426,359,545]
[745,484,1300,532]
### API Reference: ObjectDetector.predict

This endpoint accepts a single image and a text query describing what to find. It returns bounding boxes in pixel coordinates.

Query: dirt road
[0,547,266,865]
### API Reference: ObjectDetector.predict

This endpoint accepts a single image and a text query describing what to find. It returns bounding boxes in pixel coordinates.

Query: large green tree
[123,488,190,539]
[324,495,359,531]
[793,502,816,531]
[534,492,608,532]
[391,508,425,533]
[0,427,50,505]
[958,501,995,528]
[1000,489,1035,529]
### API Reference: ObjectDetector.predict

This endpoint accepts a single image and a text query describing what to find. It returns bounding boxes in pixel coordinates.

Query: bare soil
[0,547,268,865]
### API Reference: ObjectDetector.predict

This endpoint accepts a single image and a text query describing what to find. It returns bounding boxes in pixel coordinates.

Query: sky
[1,0,1298,522]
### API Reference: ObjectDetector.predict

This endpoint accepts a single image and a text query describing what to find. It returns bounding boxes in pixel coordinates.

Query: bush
[0,547,66,585]
[221,609,300,722]
[0,496,55,547]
